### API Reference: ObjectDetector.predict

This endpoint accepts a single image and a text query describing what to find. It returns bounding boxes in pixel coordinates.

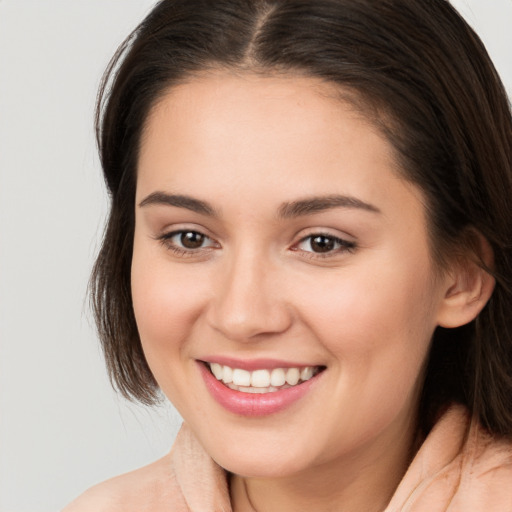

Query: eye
[296,233,355,255]
[158,230,218,253]
[174,231,208,249]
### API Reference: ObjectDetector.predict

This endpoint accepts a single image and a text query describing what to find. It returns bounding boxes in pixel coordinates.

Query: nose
[206,248,293,342]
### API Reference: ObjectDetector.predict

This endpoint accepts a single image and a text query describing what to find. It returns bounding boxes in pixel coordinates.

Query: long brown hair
[91,0,512,436]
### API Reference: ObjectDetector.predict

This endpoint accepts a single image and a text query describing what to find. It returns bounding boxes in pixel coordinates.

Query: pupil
[311,235,334,253]
[181,231,204,249]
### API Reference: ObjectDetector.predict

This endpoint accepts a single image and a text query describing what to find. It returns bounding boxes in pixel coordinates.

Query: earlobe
[436,233,495,329]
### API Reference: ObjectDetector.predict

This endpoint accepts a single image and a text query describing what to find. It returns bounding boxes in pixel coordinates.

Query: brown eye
[296,233,356,256]
[159,229,217,253]
[310,235,335,253]
[180,231,205,249]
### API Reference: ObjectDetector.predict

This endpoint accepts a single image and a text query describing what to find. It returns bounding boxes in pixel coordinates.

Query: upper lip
[198,356,324,371]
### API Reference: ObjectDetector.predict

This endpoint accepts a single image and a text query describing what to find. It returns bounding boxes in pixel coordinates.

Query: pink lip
[198,362,323,417]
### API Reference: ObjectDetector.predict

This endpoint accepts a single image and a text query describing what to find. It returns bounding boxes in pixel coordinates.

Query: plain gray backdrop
[0,1,510,511]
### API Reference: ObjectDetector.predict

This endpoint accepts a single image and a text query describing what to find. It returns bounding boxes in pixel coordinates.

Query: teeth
[232,385,280,394]
[232,368,251,386]
[208,363,320,393]
[211,363,223,380]
[270,368,286,387]
[251,369,271,388]
[285,367,300,386]
[223,366,233,384]
[300,366,313,381]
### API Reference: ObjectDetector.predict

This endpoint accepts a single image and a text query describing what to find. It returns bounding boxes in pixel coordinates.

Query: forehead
[137,72,403,202]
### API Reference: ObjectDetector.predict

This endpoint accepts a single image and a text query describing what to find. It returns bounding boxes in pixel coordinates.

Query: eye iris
[180,231,204,249]
[310,235,335,253]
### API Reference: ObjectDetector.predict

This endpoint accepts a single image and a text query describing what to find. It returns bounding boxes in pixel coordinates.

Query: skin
[131,71,489,511]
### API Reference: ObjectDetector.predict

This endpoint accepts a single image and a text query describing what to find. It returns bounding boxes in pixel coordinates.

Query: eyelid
[293,226,356,244]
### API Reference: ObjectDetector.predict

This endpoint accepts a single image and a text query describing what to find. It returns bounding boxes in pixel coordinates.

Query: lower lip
[198,362,321,417]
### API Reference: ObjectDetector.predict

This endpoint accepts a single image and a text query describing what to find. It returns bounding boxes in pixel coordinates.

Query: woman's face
[132,72,451,478]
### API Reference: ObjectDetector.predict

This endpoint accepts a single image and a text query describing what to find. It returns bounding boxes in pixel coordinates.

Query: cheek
[131,246,213,412]
[131,242,209,362]
[291,264,437,449]
[293,255,438,390]
[299,265,434,340]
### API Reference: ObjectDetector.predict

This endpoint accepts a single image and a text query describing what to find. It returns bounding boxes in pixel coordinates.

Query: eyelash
[157,230,356,259]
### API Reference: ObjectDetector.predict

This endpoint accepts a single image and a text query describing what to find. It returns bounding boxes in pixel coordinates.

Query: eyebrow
[138,191,380,218]
[139,192,217,216]
[277,195,381,218]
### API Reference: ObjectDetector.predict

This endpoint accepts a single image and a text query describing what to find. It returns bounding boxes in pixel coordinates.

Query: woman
[64,0,512,510]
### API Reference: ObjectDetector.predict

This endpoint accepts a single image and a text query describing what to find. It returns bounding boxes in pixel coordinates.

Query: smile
[208,362,321,394]
[199,361,325,416]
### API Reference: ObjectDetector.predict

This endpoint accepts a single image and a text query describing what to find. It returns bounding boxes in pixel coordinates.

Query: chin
[214,452,307,479]
[197,428,317,479]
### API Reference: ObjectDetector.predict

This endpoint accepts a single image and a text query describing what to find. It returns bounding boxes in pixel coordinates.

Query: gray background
[0,1,510,511]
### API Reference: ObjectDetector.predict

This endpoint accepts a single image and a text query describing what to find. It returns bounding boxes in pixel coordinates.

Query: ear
[436,232,496,329]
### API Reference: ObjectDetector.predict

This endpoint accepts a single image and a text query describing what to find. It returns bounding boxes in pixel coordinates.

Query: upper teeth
[209,363,316,388]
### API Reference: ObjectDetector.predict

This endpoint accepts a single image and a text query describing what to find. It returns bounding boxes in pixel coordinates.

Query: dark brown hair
[91,0,512,436]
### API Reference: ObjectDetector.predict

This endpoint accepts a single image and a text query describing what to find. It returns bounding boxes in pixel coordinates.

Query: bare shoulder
[62,452,186,512]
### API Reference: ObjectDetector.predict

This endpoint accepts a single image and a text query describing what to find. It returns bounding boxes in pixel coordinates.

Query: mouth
[204,361,325,394]
[198,359,326,416]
